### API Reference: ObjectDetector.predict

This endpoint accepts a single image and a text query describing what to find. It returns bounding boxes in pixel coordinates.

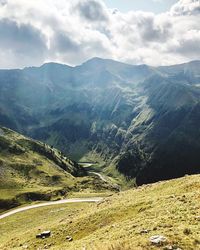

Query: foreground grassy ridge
[0,174,199,249]
[0,127,114,211]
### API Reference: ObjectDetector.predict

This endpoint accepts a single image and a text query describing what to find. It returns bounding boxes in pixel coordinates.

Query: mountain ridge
[2,57,200,72]
[0,58,200,185]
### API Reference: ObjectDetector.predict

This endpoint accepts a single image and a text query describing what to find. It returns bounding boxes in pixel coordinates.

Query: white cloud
[75,0,109,22]
[0,0,199,68]
[170,0,200,16]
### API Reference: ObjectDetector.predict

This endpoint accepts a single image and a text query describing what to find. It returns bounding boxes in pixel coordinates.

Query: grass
[0,174,199,249]
[79,152,137,190]
[0,127,116,211]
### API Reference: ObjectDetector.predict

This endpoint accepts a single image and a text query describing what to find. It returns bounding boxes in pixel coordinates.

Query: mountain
[1,174,199,249]
[0,58,200,185]
[0,126,112,211]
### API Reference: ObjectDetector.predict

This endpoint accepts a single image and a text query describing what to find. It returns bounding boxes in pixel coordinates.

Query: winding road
[88,171,107,182]
[0,162,119,221]
[0,197,103,220]
[79,162,108,183]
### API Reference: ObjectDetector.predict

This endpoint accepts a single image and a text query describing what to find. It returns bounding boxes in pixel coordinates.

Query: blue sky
[104,0,178,13]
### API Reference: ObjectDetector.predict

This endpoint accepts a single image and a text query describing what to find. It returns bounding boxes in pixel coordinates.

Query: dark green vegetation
[0,58,200,184]
[1,174,200,249]
[0,126,115,211]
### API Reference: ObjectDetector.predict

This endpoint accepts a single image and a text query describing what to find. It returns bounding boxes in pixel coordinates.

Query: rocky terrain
[0,58,200,184]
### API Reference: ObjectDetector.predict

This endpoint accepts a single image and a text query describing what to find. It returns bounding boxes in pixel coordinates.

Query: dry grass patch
[0,174,200,250]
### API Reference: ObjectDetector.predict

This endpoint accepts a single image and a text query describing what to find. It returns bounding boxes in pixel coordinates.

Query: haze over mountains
[0,58,200,185]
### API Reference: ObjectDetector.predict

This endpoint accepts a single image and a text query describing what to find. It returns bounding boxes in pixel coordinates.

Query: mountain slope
[0,174,199,250]
[0,59,200,185]
[0,127,113,211]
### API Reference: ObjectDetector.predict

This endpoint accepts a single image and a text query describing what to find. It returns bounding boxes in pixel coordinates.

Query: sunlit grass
[0,174,199,250]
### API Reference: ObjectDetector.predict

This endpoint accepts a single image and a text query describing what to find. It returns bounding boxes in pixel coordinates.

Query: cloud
[52,33,80,53]
[171,0,200,16]
[0,0,7,5]
[167,29,200,56]
[134,12,172,42]
[0,18,48,68]
[75,0,109,22]
[0,0,199,68]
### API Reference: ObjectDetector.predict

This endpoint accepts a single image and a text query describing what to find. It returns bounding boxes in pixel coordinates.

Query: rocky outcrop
[0,59,200,184]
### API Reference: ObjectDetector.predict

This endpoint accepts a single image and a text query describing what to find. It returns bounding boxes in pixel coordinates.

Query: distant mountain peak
[81,57,135,70]
[86,57,105,62]
[40,62,72,69]
[83,57,112,65]
[0,57,200,187]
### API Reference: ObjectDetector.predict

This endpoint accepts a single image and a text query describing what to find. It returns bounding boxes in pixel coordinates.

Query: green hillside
[0,127,114,212]
[0,174,199,249]
[0,59,200,185]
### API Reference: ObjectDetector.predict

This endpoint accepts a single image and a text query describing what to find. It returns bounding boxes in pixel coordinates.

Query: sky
[104,0,178,13]
[0,0,200,68]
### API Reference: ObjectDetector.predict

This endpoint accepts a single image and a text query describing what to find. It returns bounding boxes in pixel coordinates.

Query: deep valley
[0,58,200,185]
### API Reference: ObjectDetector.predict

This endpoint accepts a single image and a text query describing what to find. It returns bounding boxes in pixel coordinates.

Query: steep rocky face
[116,74,200,184]
[0,58,200,184]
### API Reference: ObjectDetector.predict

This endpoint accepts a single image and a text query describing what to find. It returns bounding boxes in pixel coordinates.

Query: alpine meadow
[0,1,200,250]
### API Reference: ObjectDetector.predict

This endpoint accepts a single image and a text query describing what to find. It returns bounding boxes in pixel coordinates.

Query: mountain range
[0,58,200,185]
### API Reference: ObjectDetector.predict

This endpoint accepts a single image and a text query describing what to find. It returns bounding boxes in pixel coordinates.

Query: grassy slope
[0,127,114,211]
[79,152,136,189]
[0,174,199,250]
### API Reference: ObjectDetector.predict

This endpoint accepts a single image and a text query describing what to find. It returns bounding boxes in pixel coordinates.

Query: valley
[0,126,116,212]
[1,0,200,248]
[0,58,200,185]
[0,58,200,249]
